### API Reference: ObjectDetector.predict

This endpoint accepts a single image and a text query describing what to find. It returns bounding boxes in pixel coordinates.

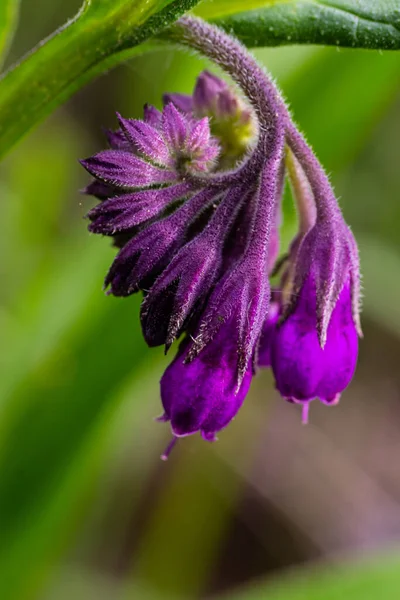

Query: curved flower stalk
[81,16,362,452]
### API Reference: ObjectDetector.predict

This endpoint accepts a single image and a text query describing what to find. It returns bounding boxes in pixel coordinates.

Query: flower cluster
[80,16,361,456]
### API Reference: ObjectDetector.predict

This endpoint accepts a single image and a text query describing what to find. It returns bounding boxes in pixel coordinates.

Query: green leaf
[194,1,400,50]
[0,0,20,66]
[0,113,168,600]
[0,0,200,159]
[222,552,400,600]
[1,0,398,161]
[0,231,164,600]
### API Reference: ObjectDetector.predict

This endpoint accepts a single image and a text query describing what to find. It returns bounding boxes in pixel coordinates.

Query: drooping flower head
[80,16,361,452]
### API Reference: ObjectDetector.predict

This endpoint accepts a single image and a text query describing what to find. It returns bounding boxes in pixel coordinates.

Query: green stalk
[0,0,200,159]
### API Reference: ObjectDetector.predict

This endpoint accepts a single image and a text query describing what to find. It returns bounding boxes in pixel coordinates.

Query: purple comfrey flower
[257,127,361,419]
[283,124,362,346]
[81,15,362,453]
[160,316,253,443]
[270,277,358,422]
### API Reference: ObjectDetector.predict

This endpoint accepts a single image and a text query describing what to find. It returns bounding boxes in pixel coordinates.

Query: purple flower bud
[80,103,219,194]
[104,186,216,298]
[162,93,193,114]
[143,104,163,128]
[165,70,256,166]
[271,276,358,409]
[193,70,234,116]
[160,319,253,441]
[140,183,248,347]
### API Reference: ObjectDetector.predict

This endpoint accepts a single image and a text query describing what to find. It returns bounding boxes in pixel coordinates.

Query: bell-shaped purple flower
[257,122,361,417]
[160,319,253,441]
[284,123,362,347]
[270,275,358,424]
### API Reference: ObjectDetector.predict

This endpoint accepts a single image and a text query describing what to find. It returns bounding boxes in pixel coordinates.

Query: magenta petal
[272,277,358,402]
[161,320,253,440]
[315,284,358,400]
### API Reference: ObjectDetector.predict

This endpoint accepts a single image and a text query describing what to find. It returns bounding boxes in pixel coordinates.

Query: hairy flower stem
[285,147,316,235]
[285,122,341,223]
[167,16,284,186]
[168,16,340,224]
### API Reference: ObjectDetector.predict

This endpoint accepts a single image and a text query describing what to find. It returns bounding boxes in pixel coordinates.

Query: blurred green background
[1,1,400,599]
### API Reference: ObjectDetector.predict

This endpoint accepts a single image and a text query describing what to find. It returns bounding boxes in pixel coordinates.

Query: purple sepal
[271,276,358,404]
[87,182,191,235]
[82,179,116,199]
[141,184,247,347]
[162,103,189,150]
[104,187,217,298]
[116,113,171,166]
[105,127,130,151]
[143,104,162,128]
[184,117,219,171]
[160,320,253,440]
[80,150,176,189]
[286,218,361,348]
[161,103,219,172]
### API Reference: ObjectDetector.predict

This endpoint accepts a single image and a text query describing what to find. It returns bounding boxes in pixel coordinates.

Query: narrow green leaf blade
[221,552,400,600]
[0,0,199,159]
[194,1,400,50]
[0,0,20,66]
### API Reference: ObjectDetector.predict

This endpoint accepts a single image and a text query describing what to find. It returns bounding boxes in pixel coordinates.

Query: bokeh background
[1,1,400,599]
